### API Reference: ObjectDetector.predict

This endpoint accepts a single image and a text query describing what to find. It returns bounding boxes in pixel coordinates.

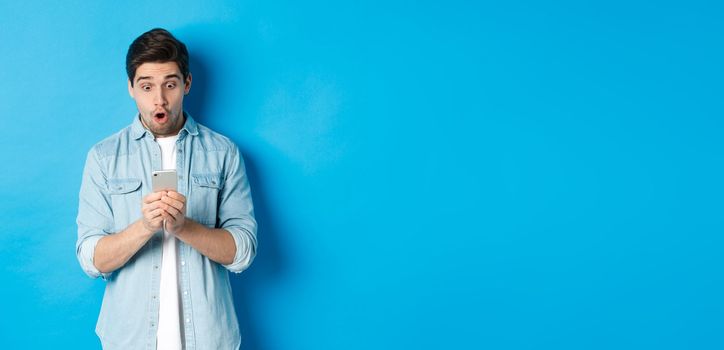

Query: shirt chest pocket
[189,173,223,227]
[107,178,143,232]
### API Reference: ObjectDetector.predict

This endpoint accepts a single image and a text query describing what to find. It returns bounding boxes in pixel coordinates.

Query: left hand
[158,190,187,235]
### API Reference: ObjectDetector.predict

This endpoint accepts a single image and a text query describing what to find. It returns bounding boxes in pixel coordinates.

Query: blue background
[0,1,722,349]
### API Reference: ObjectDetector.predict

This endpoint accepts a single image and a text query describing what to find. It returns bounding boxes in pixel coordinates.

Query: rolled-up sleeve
[219,146,258,273]
[76,148,113,280]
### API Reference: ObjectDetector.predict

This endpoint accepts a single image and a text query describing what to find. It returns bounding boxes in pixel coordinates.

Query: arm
[93,191,182,273]
[175,220,236,265]
[156,191,235,265]
[214,146,257,272]
[93,220,154,273]
[94,191,177,273]
[76,148,115,279]
[76,146,169,276]
[161,145,257,272]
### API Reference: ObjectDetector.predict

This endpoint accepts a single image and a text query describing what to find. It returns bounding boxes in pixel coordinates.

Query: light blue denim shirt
[76,113,257,350]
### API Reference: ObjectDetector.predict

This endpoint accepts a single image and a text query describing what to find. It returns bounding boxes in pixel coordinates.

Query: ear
[127,79,135,99]
[184,73,192,95]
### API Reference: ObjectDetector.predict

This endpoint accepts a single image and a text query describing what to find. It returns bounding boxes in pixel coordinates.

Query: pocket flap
[191,174,223,189]
[108,178,142,194]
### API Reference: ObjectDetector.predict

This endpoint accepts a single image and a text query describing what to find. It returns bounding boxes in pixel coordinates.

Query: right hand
[141,191,167,234]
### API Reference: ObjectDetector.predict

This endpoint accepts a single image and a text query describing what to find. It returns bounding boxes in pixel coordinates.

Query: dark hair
[126,28,189,86]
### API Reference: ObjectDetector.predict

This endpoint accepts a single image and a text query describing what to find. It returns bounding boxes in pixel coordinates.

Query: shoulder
[88,124,137,160]
[193,123,240,154]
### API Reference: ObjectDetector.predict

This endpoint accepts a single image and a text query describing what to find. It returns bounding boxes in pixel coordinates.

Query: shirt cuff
[222,226,256,273]
[79,234,113,280]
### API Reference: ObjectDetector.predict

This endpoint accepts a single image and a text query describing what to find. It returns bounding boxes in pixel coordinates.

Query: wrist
[174,218,193,238]
[138,220,156,238]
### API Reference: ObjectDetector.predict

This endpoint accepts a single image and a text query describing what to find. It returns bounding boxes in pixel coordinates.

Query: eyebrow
[135,74,182,83]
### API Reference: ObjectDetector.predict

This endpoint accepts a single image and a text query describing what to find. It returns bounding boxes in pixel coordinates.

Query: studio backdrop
[0,1,722,349]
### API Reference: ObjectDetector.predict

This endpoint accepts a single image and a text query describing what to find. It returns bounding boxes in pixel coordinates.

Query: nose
[153,89,167,107]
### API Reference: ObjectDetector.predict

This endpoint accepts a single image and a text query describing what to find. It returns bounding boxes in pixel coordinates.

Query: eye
[166,82,177,89]
[141,85,152,91]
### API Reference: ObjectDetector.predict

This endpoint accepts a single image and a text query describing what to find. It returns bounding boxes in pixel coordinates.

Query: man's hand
[142,190,187,235]
[141,192,167,234]
[159,190,187,235]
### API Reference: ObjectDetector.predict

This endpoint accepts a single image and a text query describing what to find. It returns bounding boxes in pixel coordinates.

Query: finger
[143,192,165,204]
[145,198,171,211]
[151,217,164,226]
[145,214,164,230]
[143,203,163,215]
[161,196,184,211]
[146,208,165,220]
[161,211,173,221]
[162,213,179,228]
[160,202,182,218]
[165,191,186,203]
[141,203,154,213]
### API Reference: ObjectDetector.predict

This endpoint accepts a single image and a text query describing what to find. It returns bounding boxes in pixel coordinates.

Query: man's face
[128,62,192,137]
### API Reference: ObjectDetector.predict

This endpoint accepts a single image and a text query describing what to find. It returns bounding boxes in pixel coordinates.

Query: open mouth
[153,111,168,123]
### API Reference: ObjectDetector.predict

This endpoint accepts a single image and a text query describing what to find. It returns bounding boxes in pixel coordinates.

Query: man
[76,28,257,350]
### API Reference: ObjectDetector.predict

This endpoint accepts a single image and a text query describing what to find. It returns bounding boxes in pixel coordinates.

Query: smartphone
[152,170,178,192]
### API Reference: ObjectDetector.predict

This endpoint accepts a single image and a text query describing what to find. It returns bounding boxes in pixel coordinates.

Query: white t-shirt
[155,134,182,350]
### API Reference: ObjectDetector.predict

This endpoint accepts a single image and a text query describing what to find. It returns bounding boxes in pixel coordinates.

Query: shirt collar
[131,112,199,140]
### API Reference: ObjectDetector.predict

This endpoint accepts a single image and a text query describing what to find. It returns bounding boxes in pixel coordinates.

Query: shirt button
[184,291,188,295]
[154,265,159,269]
[186,318,190,323]
[181,261,186,266]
